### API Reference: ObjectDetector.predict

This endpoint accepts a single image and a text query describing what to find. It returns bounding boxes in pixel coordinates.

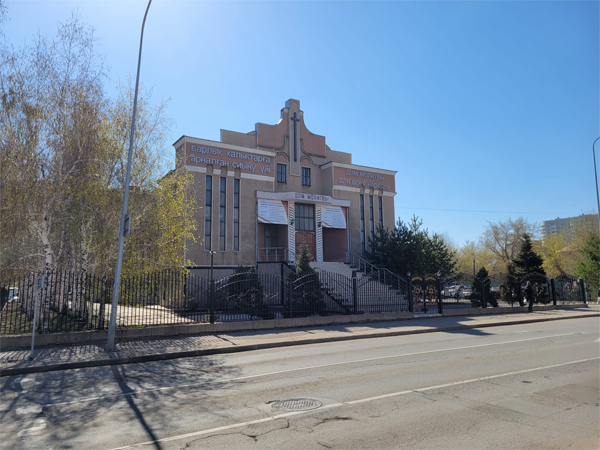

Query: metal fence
[0,267,588,335]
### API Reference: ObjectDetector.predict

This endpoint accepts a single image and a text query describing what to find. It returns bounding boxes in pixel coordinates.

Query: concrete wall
[1,304,589,350]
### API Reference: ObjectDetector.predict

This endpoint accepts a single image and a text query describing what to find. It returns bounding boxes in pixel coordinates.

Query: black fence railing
[0,267,588,335]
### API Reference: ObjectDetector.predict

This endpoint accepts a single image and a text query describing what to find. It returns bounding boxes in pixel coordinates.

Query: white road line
[15,405,43,415]
[108,357,600,450]
[44,332,582,407]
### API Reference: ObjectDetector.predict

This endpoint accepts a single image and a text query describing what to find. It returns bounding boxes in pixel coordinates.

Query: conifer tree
[509,234,550,304]
[575,233,600,299]
[511,234,546,278]
[295,243,316,277]
[471,267,498,308]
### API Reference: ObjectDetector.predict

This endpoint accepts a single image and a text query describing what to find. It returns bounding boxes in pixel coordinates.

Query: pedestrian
[524,281,535,312]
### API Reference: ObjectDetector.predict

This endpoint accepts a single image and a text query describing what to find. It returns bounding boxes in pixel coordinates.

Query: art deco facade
[174,99,397,267]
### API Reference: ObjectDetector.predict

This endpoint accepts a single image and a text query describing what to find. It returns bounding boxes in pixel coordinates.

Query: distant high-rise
[540,214,599,242]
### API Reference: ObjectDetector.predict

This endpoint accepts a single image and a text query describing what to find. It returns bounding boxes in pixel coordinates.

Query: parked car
[8,287,19,302]
[461,286,472,298]
[490,282,501,299]
[442,284,460,297]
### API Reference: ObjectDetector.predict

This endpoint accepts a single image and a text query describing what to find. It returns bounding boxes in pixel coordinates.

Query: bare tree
[479,217,536,271]
[1,12,198,281]
[1,14,106,275]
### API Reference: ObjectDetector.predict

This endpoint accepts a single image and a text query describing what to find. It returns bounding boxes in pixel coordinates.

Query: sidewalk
[1,306,598,377]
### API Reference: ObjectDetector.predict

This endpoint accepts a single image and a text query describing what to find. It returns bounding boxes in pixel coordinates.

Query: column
[288,201,295,262]
[316,204,323,262]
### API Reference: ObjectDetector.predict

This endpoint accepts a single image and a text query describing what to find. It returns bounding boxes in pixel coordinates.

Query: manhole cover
[272,398,322,411]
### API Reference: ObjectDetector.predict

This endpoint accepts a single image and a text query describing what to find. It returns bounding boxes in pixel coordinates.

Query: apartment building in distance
[540,214,599,242]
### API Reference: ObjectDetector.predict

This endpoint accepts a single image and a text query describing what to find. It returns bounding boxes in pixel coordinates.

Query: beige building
[540,214,599,242]
[174,99,397,268]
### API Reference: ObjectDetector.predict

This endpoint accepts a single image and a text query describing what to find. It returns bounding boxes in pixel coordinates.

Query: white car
[8,287,19,302]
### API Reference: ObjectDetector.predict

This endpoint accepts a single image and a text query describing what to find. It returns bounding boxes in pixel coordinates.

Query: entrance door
[264,224,279,261]
[295,203,316,260]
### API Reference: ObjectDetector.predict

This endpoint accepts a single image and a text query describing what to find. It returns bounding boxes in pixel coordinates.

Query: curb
[1,312,598,377]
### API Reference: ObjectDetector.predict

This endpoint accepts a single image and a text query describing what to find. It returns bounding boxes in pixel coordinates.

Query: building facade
[174,99,397,267]
[540,214,599,242]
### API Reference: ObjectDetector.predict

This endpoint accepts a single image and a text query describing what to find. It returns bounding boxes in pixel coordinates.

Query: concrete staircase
[309,261,357,278]
[310,262,410,314]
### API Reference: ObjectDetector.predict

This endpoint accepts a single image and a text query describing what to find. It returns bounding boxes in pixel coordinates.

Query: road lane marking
[42,332,584,407]
[15,405,43,415]
[108,357,599,449]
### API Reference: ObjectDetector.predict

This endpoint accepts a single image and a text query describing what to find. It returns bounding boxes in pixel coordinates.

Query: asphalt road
[1,317,598,450]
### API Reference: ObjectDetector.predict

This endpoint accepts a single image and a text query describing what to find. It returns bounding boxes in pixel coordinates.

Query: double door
[295,203,316,261]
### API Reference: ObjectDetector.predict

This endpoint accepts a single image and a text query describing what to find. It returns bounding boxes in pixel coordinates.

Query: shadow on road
[111,364,163,450]
[0,355,241,449]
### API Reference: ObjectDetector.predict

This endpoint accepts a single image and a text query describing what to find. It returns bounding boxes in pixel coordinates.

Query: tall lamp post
[593,137,600,234]
[107,0,153,351]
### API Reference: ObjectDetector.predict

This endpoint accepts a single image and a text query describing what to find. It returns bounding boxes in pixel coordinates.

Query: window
[302,167,311,186]
[378,196,383,225]
[204,176,212,251]
[369,195,374,245]
[219,177,226,251]
[360,195,365,255]
[277,164,286,183]
[295,203,314,231]
[233,179,240,252]
[264,224,278,248]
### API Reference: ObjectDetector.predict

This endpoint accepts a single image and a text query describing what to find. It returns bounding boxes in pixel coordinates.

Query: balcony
[257,247,294,262]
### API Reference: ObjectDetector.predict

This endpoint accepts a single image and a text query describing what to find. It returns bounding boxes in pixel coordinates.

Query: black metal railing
[0,266,588,335]
[257,247,295,262]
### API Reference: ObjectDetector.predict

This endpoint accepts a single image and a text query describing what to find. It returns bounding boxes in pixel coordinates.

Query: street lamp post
[593,137,600,234]
[209,251,216,324]
[106,0,153,351]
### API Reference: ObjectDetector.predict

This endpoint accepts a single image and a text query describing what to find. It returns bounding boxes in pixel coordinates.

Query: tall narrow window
[295,204,315,231]
[369,195,374,245]
[378,196,383,225]
[219,177,226,251]
[302,167,311,186]
[277,164,286,183]
[360,194,365,255]
[233,179,240,252]
[204,176,212,251]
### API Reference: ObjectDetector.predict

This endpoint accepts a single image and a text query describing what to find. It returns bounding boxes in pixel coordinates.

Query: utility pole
[107,0,153,351]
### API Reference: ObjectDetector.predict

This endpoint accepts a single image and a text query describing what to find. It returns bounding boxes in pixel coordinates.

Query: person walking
[524,281,535,312]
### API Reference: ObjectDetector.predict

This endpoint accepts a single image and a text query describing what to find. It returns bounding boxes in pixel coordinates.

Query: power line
[396,207,559,215]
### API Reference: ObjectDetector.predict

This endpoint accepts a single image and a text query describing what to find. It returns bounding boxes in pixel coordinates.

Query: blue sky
[3,0,599,247]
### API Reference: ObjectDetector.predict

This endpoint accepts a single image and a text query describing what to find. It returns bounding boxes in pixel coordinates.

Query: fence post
[209,279,215,324]
[516,282,523,307]
[280,264,285,305]
[436,275,443,314]
[352,273,358,315]
[287,278,293,317]
[422,280,427,313]
[579,279,587,304]
[550,279,557,306]
[481,278,487,309]
[407,275,413,313]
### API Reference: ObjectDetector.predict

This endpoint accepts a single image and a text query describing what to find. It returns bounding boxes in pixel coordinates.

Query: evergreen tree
[510,234,549,304]
[295,243,316,277]
[366,223,392,268]
[511,234,546,278]
[226,266,273,319]
[286,243,324,317]
[367,216,457,277]
[471,267,498,308]
[575,232,600,299]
